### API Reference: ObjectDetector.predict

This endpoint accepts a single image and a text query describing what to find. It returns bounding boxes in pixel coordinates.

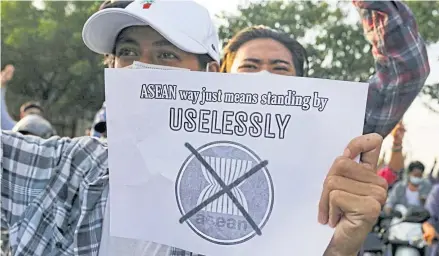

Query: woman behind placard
[220,1,429,138]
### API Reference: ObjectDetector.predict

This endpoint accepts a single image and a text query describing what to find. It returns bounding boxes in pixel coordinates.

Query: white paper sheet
[104,69,368,256]
[99,196,173,256]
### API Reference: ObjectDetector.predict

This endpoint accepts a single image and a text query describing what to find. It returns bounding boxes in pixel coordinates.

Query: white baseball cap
[82,0,220,63]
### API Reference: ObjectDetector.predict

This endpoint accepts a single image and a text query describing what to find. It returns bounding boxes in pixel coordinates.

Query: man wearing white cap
[83,0,221,71]
[1,1,387,255]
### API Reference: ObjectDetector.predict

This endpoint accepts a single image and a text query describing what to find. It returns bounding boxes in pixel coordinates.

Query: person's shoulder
[74,136,108,156]
[2,130,107,157]
[56,135,108,159]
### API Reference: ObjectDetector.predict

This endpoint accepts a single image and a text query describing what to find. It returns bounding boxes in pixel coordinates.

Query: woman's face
[230,38,297,76]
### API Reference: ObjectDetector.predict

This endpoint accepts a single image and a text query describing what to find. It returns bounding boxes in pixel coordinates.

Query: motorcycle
[361,204,431,256]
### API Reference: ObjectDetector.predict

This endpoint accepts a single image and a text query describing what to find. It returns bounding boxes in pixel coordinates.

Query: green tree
[1,1,104,134]
[217,1,439,106]
[407,2,439,112]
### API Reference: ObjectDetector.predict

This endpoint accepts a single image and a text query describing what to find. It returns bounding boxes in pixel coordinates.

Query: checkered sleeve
[1,131,75,227]
[1,131,109,256]
[169,247,204,256]
[354,1,430,137]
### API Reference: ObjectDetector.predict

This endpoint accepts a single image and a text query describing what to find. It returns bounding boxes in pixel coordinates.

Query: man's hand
[423,222,436,245]
[319,133,388,256]
[1,64,15,87]
[391,122,405,146]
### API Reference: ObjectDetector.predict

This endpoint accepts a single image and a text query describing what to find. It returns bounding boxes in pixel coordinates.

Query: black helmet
[12,114,56,139]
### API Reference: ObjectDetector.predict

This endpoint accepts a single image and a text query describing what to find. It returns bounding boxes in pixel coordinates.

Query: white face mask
[256,70,272,75]
[130,61,190,71]
[409,176,423,186]
[244,70,278,76]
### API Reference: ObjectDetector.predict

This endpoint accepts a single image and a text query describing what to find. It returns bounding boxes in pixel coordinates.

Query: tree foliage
[1,1,104,123]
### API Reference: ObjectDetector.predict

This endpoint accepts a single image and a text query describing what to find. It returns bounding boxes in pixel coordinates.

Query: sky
[195,0,439,175]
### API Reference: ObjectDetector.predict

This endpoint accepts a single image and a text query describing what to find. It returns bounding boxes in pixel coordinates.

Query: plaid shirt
[0,1,429,256]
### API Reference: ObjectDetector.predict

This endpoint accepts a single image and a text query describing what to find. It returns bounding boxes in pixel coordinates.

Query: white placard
[105,69,368,256]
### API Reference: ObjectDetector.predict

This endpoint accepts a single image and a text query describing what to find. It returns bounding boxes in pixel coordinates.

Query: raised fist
[391,121,405,145]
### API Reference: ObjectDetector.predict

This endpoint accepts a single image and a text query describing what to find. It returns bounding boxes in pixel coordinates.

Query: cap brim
[83,8,208,56]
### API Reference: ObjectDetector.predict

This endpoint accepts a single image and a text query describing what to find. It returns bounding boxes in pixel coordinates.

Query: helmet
[12,114,56,139]
[92,102,107,134]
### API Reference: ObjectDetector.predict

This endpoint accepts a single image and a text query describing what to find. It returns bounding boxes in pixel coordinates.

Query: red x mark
[143,3,151,9]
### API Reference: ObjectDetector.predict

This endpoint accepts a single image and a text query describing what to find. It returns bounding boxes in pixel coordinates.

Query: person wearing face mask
[0,1,392,255]
[385,161,432,214]
[221,1,429,138]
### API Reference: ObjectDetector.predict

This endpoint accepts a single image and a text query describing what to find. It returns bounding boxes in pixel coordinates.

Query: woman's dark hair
[408,161,425,173]
[220,25,308,76]
[99,0,213,70]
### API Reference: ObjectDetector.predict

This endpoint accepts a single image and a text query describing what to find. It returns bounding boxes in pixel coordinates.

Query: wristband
[392,146,402,152]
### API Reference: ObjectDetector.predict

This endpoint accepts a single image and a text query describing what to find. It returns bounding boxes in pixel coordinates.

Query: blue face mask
[409,176,423,186]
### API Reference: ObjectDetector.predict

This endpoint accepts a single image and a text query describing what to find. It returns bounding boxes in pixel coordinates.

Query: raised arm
[387,122,405,173]
[355,1,430,137]
[0,88,16,130]
[0,65,17,130]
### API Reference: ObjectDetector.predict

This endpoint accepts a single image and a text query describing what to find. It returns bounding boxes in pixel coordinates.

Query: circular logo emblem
[175,141,274,245]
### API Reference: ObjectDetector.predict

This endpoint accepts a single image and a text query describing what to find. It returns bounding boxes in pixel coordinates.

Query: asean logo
[175,141,274,245]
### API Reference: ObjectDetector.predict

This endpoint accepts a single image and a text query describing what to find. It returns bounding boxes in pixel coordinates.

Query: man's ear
[104,54,115,68]
[206,61,220,72]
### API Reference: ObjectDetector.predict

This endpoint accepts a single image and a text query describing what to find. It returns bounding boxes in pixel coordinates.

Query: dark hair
[196,54,215,70]
[408,161,425,173]
[220,25,308,76]
[20,101,43,114]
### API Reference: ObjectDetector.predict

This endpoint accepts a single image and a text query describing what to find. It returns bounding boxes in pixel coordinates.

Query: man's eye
[274,66,289,71]
[239,64,257,69]
[117,48,138,57]
[158,52,178,59]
